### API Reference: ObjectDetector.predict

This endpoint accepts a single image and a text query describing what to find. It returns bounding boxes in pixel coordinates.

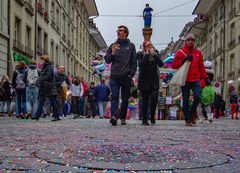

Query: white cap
[204,60,212,68]
[184,33,195,41]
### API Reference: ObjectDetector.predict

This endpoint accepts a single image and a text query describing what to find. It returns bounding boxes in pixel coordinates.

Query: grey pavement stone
[0,116,239,172]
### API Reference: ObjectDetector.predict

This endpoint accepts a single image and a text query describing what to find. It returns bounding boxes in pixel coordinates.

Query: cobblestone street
[0,116,239,172]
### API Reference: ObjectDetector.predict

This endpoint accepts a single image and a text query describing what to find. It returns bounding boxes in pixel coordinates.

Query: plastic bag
[201,86,215,105]
[169,62,190,86]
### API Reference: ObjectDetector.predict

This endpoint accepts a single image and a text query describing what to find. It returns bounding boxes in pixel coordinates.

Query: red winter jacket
[171,45,208,82]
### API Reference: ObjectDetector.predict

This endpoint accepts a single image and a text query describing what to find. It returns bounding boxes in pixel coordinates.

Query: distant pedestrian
[86,82,97,118]
[26,60,40,118]
[31,55,60,121]
[137,41,163,125]
[55,66,70,117]
[172,33,209,126]
[95,79,111,118]
[230,91,238,119]
[70,76,83,119]
[214,92,224,119]
[79,77,88,116]
[105,25,137,126]
[12,61,27,118]
[0,76,12,116]
[197,60,214,123]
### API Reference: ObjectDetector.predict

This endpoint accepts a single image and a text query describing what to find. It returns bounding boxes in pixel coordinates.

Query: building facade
[192,0,240,100]
[0,0,9,79]
[6,0,106,84]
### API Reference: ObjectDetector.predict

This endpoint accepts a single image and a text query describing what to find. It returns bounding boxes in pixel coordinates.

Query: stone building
[192,0,240,99]
[0,0,9,79]
[6,0,106,83]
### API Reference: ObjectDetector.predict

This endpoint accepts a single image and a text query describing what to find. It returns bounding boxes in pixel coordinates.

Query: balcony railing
[62,34,66,42]
[13,39,24,51]
[38,2,43,15]
[36,45,43,55]
[25,1,34,16]
[44,11,49,23]
[212,52,217,58]
[208,26,213,33]
[25,46,33,57]
[229,7,236,18]
[228,71,235,78]
[56,26,60,34]
[228,39,236,49]
[217,76,222,81]
[51,20,56,29]
[43,49,48,55]
[67,40,71,47]
[15,0,24,7]
[217,47,223,54]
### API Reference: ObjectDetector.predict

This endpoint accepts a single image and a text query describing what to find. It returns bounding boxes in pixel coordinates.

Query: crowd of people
[0,55,111,122]
[0,26,239,126]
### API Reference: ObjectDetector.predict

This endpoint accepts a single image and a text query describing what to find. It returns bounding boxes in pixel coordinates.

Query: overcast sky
[94,0,199,51]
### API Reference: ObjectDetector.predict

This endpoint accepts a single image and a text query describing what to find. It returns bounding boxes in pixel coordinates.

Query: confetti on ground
[0,116,239,172]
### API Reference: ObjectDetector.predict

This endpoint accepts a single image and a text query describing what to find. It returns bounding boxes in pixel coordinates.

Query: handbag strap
[179,49,187,57]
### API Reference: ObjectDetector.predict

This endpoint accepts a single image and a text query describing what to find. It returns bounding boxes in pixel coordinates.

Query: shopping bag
[169,61,190,86]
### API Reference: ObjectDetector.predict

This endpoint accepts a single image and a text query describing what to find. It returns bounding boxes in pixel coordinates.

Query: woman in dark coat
[137,41,163,125]
[31,55,60,121]
[0,76,12,116]
[12,61,27,118]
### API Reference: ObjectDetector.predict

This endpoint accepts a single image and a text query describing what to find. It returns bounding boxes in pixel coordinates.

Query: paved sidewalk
[0,116,239,172]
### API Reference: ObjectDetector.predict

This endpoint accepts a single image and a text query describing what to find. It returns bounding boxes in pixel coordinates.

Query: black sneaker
[142,121,149,126]
[51,117,61,121]
[110,117,117,126]
[151,119,156,124]
[31,117,39,121]
[121,119,127,125]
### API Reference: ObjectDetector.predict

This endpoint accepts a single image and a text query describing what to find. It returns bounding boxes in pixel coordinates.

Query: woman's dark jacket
[137,50,163,91]
[37,61,57,97]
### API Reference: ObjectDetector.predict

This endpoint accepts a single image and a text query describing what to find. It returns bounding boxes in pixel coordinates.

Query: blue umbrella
[163,54,175,63]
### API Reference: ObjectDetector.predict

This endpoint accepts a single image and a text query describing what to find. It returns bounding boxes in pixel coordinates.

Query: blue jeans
[16,89,26,115]
[79,97,85,115]
[110,77,131,120]
[0,101,11,113]
[34,96,59,119]
[26,87,39,117]
[181,81,201,121]
[97,101,107,117]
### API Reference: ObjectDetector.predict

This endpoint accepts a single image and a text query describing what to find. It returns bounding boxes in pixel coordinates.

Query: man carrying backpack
[26,60,40,119]
[12,61,27,118]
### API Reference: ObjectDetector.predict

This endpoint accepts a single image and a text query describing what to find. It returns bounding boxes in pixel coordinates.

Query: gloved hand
[205,78,211,86]
[182,55,193,63]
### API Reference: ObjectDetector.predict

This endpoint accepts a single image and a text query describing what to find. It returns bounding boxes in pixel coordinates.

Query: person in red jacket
[172,33,210,126]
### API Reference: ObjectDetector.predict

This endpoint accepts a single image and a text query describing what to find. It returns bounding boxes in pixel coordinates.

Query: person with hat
[172,33,209,126]
[31,55,60,121]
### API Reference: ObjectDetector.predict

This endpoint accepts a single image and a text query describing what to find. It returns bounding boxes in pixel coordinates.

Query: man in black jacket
[105,25,137,126]
[31,55,60,121]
